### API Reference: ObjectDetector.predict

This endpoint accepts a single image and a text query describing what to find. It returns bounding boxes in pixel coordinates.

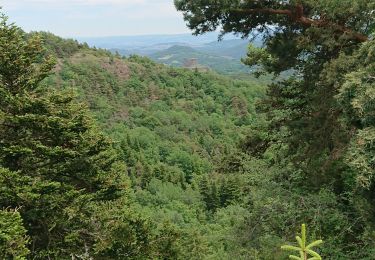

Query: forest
[0,0,375,259]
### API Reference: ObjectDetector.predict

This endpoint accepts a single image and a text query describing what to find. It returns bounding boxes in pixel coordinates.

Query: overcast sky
[0,0,191,37]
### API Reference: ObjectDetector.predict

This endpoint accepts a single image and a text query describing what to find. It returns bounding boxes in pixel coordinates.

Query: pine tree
[219,178,229,207]
[0,207,29,259]
[219,177,239,207]
[281,224,323,260]
[199,176,211,210]
[209,181,220,211]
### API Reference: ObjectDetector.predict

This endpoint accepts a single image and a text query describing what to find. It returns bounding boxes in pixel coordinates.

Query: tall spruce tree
[0,14,126,258]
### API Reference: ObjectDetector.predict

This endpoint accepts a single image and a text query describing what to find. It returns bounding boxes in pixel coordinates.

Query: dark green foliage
[0,15,128,258]
[219,177,239,207]
[199,175,240,212]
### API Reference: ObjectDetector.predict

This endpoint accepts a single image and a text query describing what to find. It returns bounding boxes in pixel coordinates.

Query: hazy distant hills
[149,44,250,74]
[77,32,262,74]
[196,39,250,59]
[77,32,236,49]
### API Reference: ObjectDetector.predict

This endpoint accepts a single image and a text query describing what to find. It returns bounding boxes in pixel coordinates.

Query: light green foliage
[43,39,265,193]
[336,39,375,189]
[29,31,88,58]
[0,208,29,259]
[281,224,323,260]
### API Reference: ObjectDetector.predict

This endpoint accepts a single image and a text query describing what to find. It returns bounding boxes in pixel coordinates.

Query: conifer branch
[281,224,323,260]
[231,4,368,42]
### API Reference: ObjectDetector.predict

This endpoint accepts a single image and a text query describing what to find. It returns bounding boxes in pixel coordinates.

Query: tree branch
[231,4,368,42]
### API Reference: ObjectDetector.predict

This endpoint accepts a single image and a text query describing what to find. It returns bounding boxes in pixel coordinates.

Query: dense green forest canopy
[1,16,269,259]
[1,0,375,258]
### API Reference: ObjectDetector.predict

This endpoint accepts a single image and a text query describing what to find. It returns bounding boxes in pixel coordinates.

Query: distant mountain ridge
[76,32,263,74]
[149,44,250,74]
[76,32,238,48]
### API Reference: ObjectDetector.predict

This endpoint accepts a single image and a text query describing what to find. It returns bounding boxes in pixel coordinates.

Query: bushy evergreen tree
[0,208,29,259]
[0,14,126,258]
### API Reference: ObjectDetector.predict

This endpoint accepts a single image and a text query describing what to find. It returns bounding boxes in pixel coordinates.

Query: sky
[0,0,191,37]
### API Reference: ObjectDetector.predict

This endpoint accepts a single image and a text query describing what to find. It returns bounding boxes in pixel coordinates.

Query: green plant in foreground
[281,224,323,260]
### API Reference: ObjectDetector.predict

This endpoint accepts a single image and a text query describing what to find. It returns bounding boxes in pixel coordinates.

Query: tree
[175,0,375,257]
[174,0,375,191]
[175,0,375,177]
[199,176,211,210]
[281,224,323,260]
[175,1,375,183]
[0,14,126,257]
[336,38,375,190]
[219,177,239,207]
[0,208,29,259]
[175,0,371,41]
